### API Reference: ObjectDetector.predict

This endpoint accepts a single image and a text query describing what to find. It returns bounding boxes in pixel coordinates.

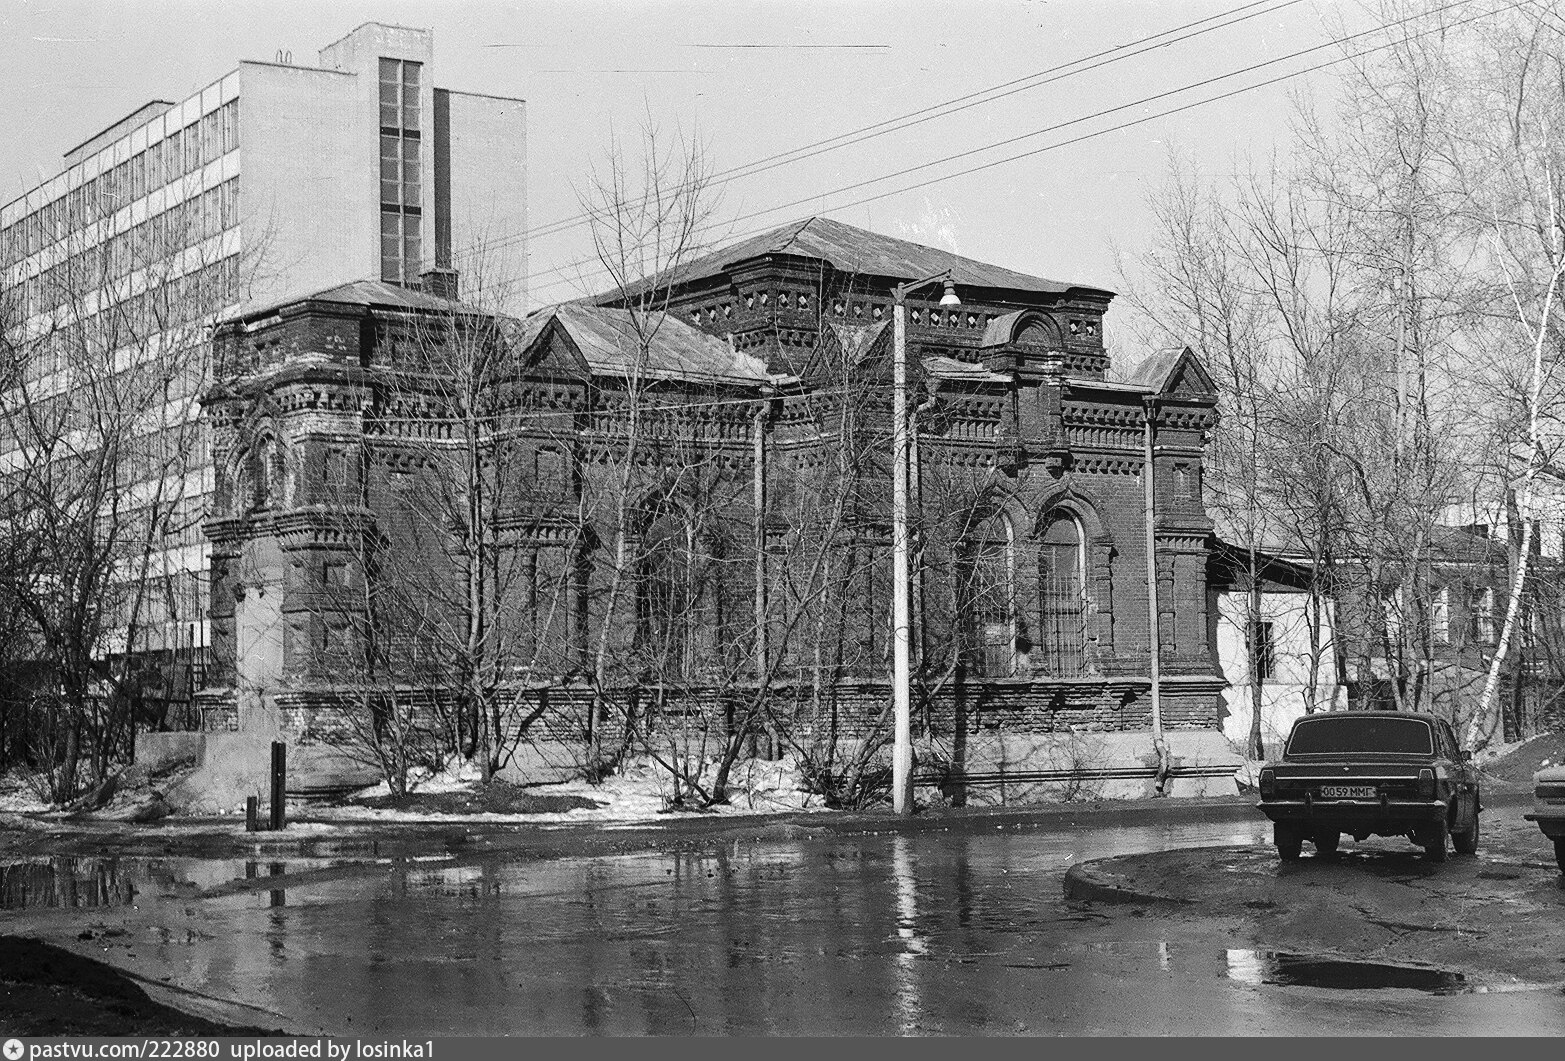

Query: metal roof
[922,355,1010,383]
[604,218,1100,301]
[825,320,889,363]
[302,279,480,314]
[549,304,770,384]
[1124,347,1186,390]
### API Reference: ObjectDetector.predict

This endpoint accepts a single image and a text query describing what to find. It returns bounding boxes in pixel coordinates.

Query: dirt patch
[1066,810,1565,987]
[344,782,603,816]
[1483,731,1565,782]
[0,935,280,1036]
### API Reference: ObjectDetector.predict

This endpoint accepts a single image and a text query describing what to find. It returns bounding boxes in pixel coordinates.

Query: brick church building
[194,218,1239,803]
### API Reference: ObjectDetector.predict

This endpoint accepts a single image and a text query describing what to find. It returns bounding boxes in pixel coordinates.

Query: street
[4,809,1564,1036]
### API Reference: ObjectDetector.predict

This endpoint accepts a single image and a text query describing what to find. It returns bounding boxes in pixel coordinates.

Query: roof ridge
[772,217,819,255]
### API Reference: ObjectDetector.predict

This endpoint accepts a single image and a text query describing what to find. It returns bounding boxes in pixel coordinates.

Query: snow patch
[317,752,822,826]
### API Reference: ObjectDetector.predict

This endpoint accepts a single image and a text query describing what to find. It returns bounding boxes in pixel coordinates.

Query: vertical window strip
[380,211,403,283]
[376,59,423,286]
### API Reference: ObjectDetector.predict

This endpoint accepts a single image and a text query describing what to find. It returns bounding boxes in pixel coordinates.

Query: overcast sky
[0,0,1370,338]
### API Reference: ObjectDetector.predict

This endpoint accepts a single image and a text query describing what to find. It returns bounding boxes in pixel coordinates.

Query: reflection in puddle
[0,858,140,909]
[1226,949,1472,994]
[0,857,315,911]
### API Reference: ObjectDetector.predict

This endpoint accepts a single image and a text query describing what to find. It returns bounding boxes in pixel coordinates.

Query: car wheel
[1275,823,1303,862]
[1554,838,1565,875]
[1423,818,1449,862]
[1452,807,1479,855]
[1313,830,1340,858]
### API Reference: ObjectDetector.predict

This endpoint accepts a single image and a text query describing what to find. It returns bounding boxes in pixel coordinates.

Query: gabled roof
[1125,346,1217,400]
[826,321,890,364]
[518,304,770,384]
[603,217,1098,301]
[795,320,889,382]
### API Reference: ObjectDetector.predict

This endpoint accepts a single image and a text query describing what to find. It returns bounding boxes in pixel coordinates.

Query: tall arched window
[1038,514,1087,677]
[635,508,696,681]
[633,503,732,683]
[250,434,287,511]
[959,511,1015,677]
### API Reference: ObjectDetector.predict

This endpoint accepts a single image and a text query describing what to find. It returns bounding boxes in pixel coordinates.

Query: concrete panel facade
[238,62,370,308]
[443,90,528,313]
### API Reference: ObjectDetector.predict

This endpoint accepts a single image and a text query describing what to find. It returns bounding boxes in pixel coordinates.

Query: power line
[521,0,1506,304]
[450,0,1308,262]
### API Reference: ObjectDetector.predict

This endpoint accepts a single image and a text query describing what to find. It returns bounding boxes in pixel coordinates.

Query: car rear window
[1286,716,1434,755]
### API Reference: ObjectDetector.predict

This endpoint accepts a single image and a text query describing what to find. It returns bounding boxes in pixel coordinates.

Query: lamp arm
[894,268,955,304]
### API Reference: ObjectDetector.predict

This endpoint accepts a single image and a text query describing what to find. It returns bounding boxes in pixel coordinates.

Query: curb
[1061,858,1193,906]
[11,787,1531,861]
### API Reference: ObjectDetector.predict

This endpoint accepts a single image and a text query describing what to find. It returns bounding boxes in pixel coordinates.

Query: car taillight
[1417,768,1436,799]
[1259,768,1276,799]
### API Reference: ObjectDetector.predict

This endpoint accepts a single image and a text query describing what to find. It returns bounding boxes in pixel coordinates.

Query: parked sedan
[1523,765,1565,873]
[1256,711,1481,862]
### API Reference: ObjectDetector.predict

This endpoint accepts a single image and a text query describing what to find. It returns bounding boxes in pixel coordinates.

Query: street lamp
[891,270,960,815]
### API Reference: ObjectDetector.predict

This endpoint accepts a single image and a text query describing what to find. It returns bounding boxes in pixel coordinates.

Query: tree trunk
[1246,561,1265,760]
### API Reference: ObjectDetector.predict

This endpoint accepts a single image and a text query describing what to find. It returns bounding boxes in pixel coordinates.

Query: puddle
[1226,949,1472,994]
[0,856,312,910]
[0,857,142,910]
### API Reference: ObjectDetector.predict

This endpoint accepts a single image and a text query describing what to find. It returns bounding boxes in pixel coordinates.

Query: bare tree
[1120,155,1287,756]
[1444,10,1565,747]
[1,182,248,802]
[572,119,742,801]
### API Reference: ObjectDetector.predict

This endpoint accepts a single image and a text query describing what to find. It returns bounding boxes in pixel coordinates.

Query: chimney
[420,267,459,302]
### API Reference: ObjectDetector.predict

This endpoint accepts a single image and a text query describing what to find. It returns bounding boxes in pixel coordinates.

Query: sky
[0,0,1379,345]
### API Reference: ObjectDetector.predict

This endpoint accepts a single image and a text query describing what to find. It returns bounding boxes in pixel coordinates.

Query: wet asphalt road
[4,814,1565,1035]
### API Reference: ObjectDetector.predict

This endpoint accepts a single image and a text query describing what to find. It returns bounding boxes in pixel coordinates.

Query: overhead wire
[518,0,1507,303]
[301,0,1523,430]
[358,1,1527,431]
[452,0,1309,260]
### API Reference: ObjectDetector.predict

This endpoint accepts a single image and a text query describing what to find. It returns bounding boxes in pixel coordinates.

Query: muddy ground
[0,935,282,1036]
[0,754,1555,1035]
[1065,790,1565,990]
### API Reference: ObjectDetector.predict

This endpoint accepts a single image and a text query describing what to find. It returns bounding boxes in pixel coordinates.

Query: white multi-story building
[0,23,526,711]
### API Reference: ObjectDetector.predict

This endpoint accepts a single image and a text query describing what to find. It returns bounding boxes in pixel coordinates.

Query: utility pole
[1143,395,1170,795]
[891,270,961,815]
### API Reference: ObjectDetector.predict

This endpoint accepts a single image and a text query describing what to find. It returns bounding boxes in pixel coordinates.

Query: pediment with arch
[980,310,1064,352]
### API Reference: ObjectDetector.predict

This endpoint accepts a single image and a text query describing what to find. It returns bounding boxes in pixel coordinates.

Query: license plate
[1320,785,1376,799]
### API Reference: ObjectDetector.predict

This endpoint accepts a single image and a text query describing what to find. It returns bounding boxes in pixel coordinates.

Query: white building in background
[1208,541,1344,755]
[0,23,527,708]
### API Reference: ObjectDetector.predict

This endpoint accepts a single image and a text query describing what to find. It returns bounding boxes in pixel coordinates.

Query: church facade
[197,218,1238,802]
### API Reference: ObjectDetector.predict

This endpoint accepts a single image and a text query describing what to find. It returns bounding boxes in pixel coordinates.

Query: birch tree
[1450,13,1565,747]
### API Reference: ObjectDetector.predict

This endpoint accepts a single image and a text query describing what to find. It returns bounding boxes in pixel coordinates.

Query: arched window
[251,434,286,510]
[635,509,693,680]
[1038,514,1087,677]
[959,511,1015,677]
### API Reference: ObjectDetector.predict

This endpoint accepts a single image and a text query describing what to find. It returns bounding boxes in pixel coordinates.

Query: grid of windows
[378,58,422,286]
[379,132,421,209]
[10,178,239,321]
[1,99,239,277]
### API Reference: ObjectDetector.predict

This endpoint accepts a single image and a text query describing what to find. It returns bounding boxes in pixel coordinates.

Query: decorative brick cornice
[272,506,378,551]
